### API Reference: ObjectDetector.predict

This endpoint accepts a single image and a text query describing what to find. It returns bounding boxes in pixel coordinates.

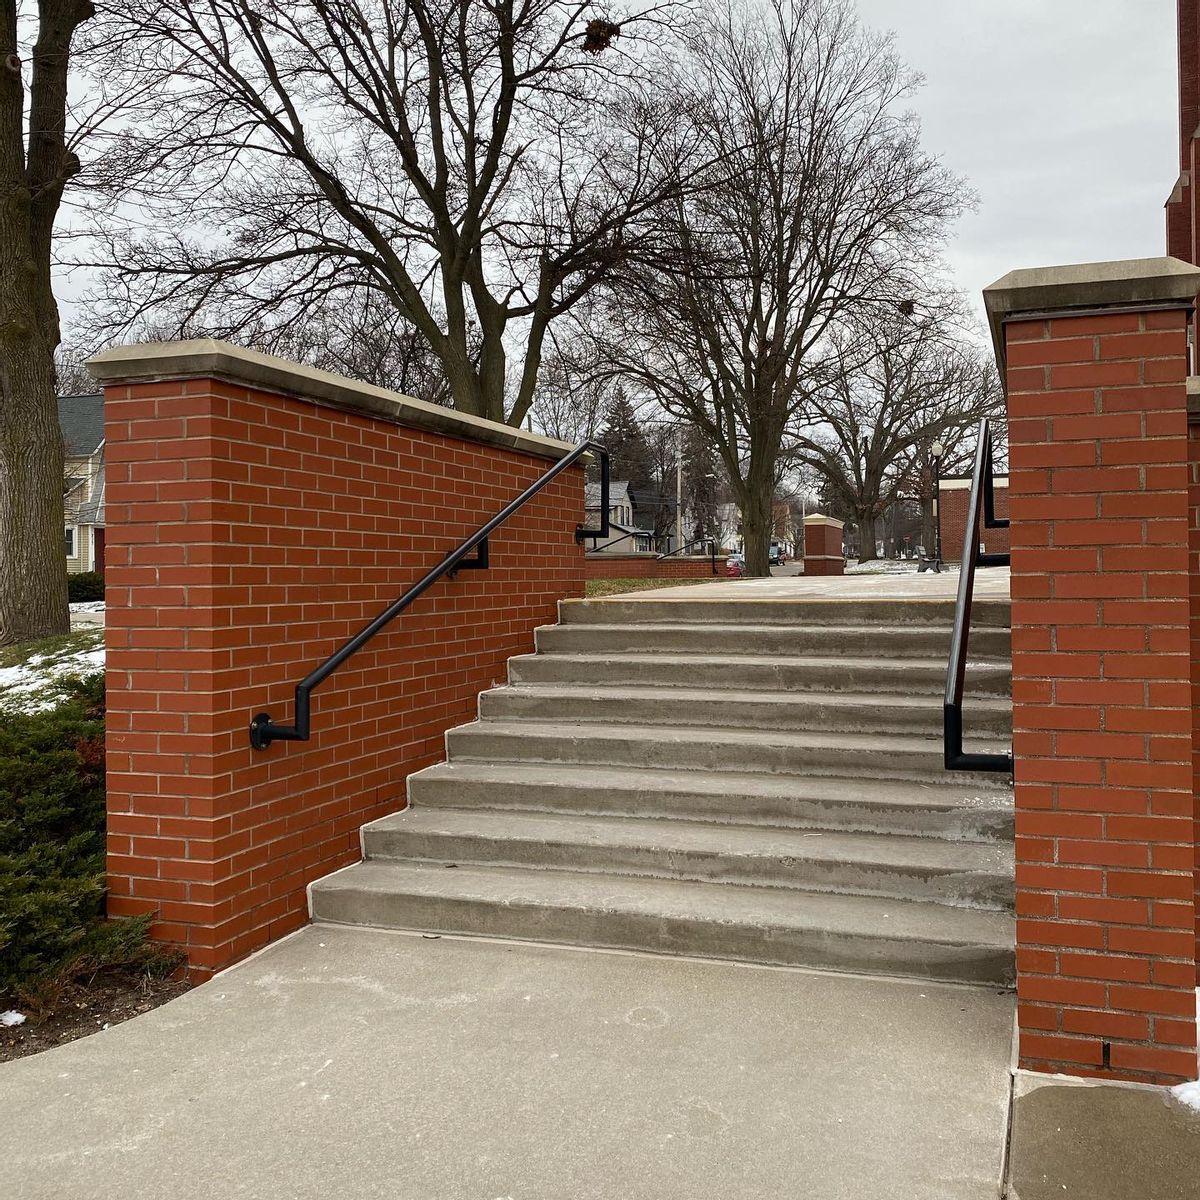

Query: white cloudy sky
[58,2,1179,340]
[854,0,1178,310]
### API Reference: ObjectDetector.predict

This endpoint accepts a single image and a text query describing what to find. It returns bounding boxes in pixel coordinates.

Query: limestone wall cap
[86,339,578,463]
[982,257,1200,373]
[803,513,844,529]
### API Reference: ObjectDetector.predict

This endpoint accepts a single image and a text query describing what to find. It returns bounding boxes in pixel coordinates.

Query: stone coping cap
[983,257,1200,373]
[803,513,843,528]
[86,339,578,463]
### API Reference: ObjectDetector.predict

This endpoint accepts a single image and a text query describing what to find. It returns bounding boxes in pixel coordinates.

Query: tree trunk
[0,337,69,645]
[741,481,774,578]
[0,0,85,644]
[856,510,878,563]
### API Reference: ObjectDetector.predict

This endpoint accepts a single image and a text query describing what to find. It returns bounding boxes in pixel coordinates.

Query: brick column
[803,514,844,576]
[985,258,1200,1086]
[88,341,585,979]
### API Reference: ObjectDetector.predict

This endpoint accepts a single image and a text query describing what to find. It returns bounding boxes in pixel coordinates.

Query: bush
[66,571,105,603]
[0,674,172,1007]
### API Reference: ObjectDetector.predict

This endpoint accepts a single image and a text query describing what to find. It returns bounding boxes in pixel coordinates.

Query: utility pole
[676,425,684,554]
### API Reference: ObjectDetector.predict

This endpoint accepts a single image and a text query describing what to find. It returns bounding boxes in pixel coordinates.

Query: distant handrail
[944,419,1013,774]
[656,534,719,574]
[250,439,609,750]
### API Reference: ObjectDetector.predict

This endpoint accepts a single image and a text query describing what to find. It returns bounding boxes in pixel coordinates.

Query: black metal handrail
[249,440,609,750]
[584,523,647,553]
[656,534,719,574]
[945,418,1013,774]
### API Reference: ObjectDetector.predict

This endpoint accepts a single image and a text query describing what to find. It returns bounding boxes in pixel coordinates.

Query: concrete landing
[1007,1073,1200,1199]
[632,566,1012,600]
[0,926,1013,1200]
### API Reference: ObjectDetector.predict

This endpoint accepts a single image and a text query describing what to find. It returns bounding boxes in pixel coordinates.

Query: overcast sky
[853,0,1179,313]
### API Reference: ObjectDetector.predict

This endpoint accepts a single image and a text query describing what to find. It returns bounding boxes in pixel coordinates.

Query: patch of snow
[69,601,106,614]
[0,636,105,714]
[0,1010,26,1026]
[1172,1079,1200,1113]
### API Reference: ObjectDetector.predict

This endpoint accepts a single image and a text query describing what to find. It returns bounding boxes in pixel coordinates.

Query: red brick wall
[938,481,1011,562]
[584,554,719,579]
[103,375,585,978]
[1006,308,1198,1085]
[1190,415,1200,983]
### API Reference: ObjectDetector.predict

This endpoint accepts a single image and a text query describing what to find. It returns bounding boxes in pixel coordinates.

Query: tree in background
[791,309,1003,561]
[89,0,693,426]
[0,0,96,644]
[598,392,656,518]
[594,0,967,575]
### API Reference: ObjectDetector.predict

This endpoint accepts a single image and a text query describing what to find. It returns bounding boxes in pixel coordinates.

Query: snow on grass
[0,628,105,714]
[69,600,106,614]
[845,559,962,577]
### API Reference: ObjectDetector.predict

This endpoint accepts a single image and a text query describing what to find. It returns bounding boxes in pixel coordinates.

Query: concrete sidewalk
[0,926,1013,1200]
[632,566,1011,601]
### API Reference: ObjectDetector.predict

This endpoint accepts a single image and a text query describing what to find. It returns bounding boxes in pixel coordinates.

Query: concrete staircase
[311,595,1016,986]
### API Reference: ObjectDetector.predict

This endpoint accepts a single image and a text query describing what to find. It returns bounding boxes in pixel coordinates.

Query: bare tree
[528,329,612,444]
[592,0,968,575]
[87,0,692,426]
[1,1,97,644]
[791,311,1003,561]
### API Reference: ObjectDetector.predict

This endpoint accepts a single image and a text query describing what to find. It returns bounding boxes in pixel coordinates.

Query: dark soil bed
[0,968,192,1063]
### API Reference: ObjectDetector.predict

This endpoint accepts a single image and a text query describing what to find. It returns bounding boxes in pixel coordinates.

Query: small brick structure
[985,257,1200,1085]
[939,476,1011,562]
[87,340,586,979]
[584,553,719,580]
[803,514,844,576]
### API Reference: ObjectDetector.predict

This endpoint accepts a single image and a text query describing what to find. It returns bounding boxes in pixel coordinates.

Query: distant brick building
[1166,1,1200,264]
[937,475,1011,562]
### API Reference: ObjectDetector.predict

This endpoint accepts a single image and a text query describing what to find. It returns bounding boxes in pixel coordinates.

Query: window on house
[64,527,76,556]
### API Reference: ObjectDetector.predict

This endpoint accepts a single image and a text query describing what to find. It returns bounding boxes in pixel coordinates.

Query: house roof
[584,480,632,509]
[57,393,104,456]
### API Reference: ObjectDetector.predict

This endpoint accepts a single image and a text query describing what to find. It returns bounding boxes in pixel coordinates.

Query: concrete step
[310,859,1015,986]
[406,760,1015,842]
[446,720,1012,787]
[481,683,1012,737]
[508,653,1011,699]
[362,808,1014,910]
[559,597,1012,629]
[535,621,1012,661]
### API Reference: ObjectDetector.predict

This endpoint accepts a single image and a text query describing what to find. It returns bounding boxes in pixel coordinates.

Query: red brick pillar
[803,514,844,576]
[985,258,1200,1085]
[88,341,585,979]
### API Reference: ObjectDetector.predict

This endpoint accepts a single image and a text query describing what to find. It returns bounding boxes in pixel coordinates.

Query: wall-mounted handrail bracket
[446,538,489,579]
[944,418,1014,775]
[250,440,609,751]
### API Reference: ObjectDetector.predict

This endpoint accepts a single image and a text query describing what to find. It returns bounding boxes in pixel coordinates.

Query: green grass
[585,576,721,598]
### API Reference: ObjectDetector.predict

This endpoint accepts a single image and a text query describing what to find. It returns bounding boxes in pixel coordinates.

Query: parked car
[769,542,787,566]
[725,552,745,577]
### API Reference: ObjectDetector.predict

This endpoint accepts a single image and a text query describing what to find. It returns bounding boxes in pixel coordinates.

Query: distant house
[59,394,106,574]
[583,480,655,553]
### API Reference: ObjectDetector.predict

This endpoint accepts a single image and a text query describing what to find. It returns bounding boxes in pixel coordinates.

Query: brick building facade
[937,476,1011,562]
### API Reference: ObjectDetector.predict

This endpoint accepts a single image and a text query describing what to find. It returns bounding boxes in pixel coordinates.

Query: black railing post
[944,419,1013,775]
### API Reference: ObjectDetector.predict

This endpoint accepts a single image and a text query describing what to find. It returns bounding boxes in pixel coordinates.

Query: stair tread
[525,649,1008,668]
[367,807,1014,873]
[492,682,1011,713]
[313,859,1015,949]
[456,718,1009,757]
[539,622,1009,638]
[410,759,1014,809]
